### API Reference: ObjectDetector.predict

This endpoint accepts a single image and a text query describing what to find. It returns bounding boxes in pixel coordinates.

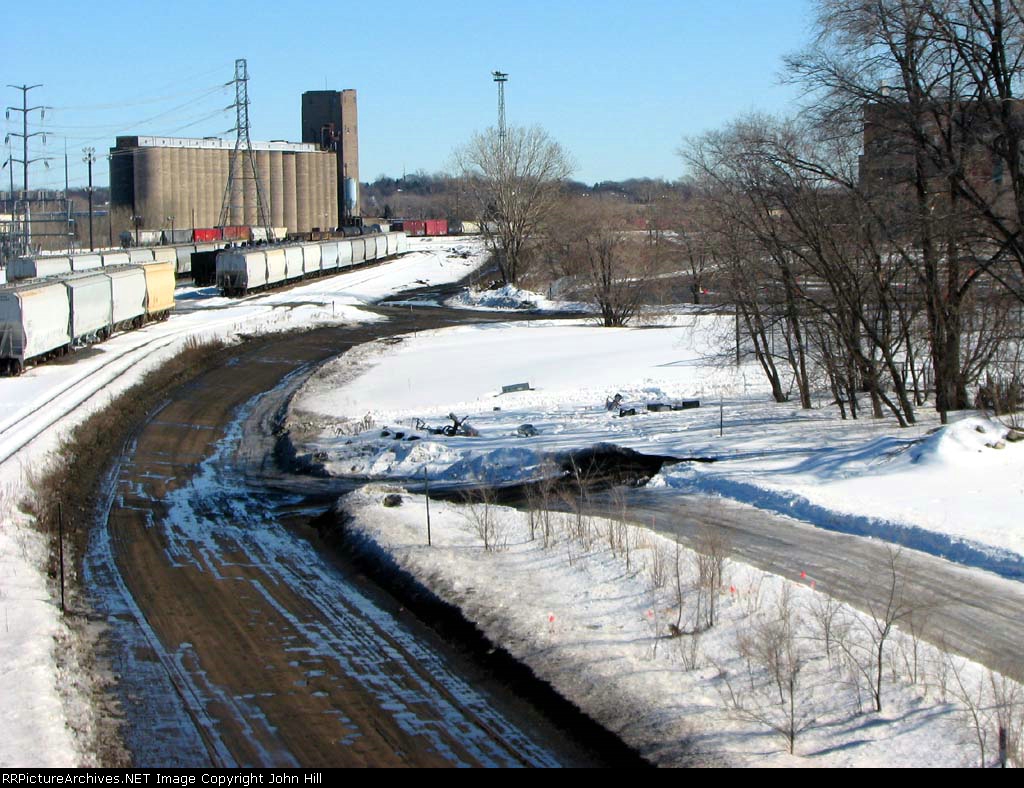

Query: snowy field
[291,315,1024,574]
[0,236,486,767]
[343,488,1009,767]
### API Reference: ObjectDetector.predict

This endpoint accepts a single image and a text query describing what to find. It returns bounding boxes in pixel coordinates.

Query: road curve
[86,308,616,768]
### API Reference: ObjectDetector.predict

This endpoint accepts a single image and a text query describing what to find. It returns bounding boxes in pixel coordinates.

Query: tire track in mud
[86,312,584,767]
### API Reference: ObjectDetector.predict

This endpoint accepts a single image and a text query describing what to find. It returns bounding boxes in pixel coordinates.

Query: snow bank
[445,284,592,313]
[344,488,994,767]
[657,413,1024,577]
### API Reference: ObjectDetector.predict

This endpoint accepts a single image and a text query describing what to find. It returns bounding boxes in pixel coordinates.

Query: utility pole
[83,147,95,250]
[6,84,50,249]
[218,59,271,237]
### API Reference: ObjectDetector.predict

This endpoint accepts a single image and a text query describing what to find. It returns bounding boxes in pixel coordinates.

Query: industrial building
[109,136,339,236]
[108,88,361,238]
[301,89,360,217]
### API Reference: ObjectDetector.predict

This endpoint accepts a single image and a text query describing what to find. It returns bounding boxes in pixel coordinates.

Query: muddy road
[86,306,639,768]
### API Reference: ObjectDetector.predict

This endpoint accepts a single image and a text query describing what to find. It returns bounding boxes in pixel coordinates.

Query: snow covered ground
[343,487,1004,766]
[291,314,1024,576]
[444,283,593,313]
[0,236,488,767]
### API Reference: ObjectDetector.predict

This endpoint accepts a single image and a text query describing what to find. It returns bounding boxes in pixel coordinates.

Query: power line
[219,59,270,234]
[6,83,52,247]
[83,146,96,250]
[52,65,235,111]
[6,84,50,192]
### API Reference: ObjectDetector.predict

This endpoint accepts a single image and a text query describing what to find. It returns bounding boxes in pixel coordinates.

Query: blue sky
[4,0,816,190]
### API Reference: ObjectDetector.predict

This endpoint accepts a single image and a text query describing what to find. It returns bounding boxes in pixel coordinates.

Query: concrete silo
[295,152,310,233]
[311,154,325,231]
[197,147,213,228]
[255,149,271,228]
[183,147,198,233]
[282,152,297,233]
[166,145,181,229]
[132,147,163,230]
[216,147,231,225]
[326,158,339,228]
[241,150,257,226]
[110,134,338,237]
[269,150,285,229]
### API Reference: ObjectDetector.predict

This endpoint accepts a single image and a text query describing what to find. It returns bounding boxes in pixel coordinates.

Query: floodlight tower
[492,70,508,152]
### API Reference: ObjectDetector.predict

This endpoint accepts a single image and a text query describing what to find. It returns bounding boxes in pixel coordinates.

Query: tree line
[446,0,1024,427]
[678,0,1024,426]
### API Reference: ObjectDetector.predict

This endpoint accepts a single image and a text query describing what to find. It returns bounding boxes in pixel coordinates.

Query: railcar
[214,231,408,296]
[0,280,73,375]
[65,272,115,343]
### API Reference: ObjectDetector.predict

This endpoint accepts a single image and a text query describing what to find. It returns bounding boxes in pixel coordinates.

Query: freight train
[0,261,176,375]
[216,231,408,296]
[8,223,425,284]
[7,243,219,281]
[0,230,411,374]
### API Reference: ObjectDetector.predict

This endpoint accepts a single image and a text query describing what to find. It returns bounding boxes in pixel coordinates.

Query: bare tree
[726,585,818,755]
[785,0,1024,419]
[683,122,817,408]
[460,483,507,552]
[693,525,730,631]
[661,190,717,305]
[946,654,997,767]
[454,125,574,285]
[547,196,663,326]
[835,546,916,713]
[810,589,844,666]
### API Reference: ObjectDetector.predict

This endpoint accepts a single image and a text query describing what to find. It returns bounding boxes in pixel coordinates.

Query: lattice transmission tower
[219,59,271,235]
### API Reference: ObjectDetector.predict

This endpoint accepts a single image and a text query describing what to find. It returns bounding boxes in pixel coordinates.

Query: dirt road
[87,308,630,767]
